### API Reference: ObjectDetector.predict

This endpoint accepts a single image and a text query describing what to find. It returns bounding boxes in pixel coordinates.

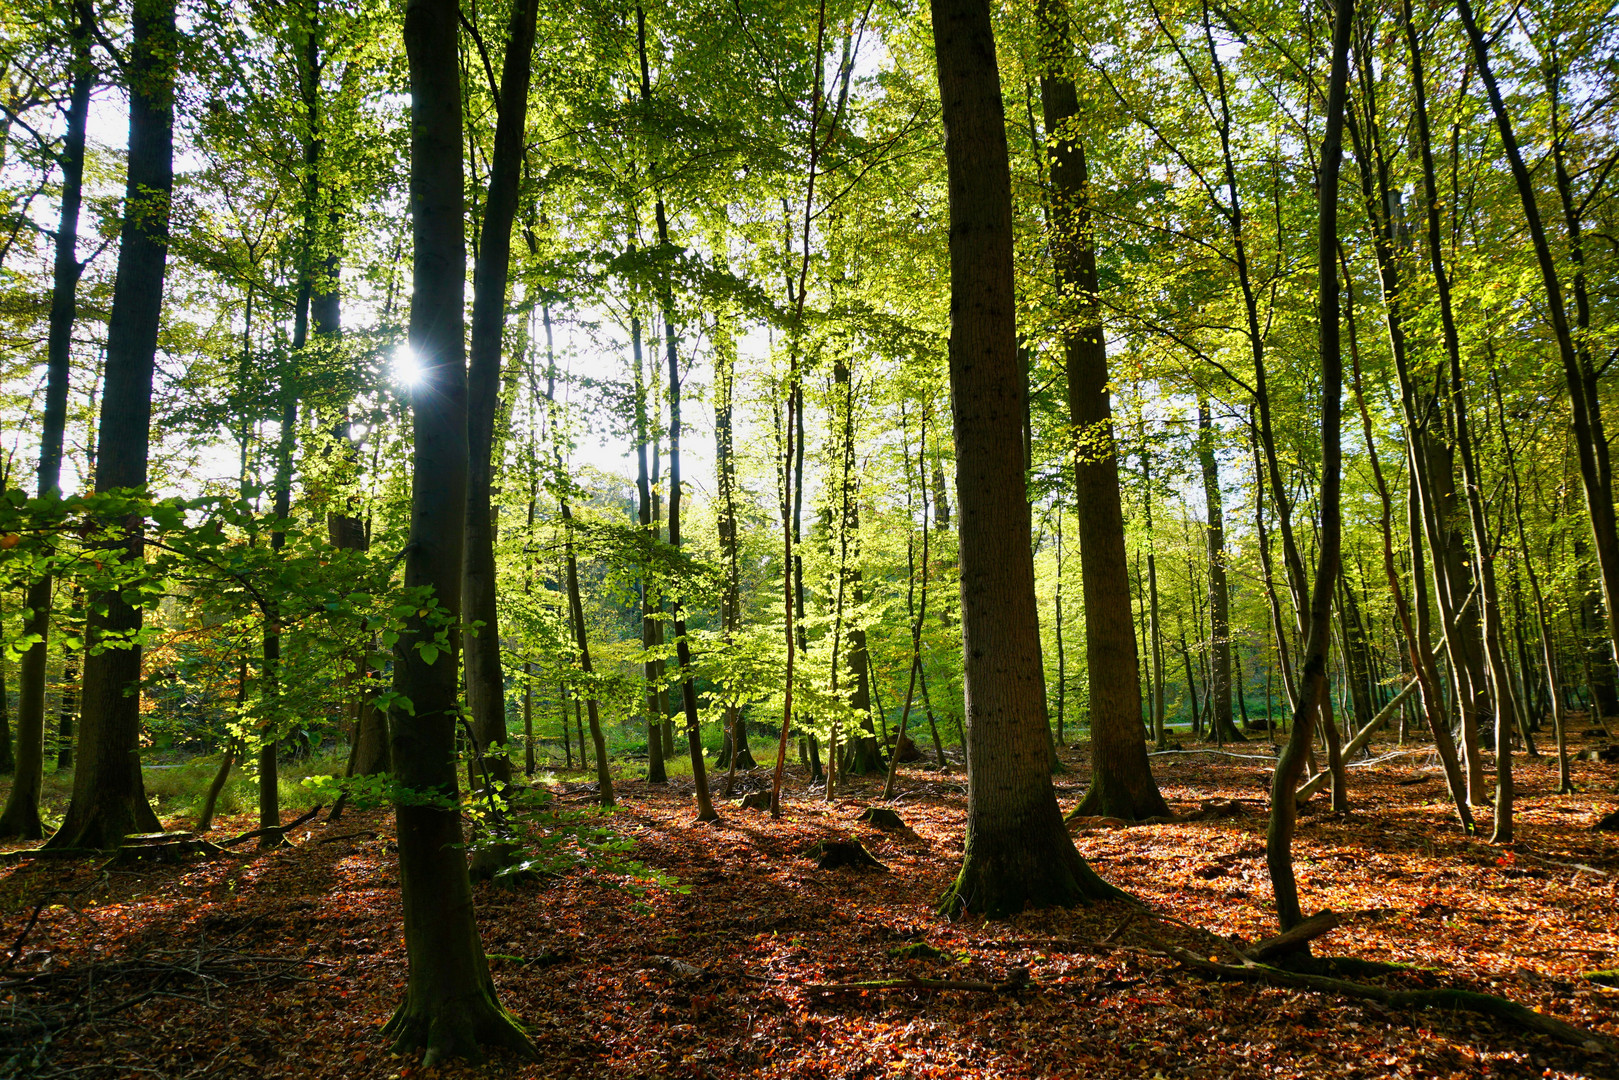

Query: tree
[464,0,541,791]
[379,0,530,1060]
[932,0,1122,917]
[1265,0,1353,935]
[0,2,91,841]
[43,0,175,852]
[1036,0,1169,819]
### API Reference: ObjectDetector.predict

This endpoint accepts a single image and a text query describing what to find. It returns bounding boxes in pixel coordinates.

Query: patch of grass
[12,749,349,835]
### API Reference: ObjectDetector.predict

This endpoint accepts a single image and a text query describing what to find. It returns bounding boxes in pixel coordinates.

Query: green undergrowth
[14,749,347,835]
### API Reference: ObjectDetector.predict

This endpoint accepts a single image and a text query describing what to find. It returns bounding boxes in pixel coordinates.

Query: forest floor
[2,730,1618,1079]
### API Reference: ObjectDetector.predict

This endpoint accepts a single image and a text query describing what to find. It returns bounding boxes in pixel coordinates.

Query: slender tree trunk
[1197,398,1242,742]
[56,597,80,771]
[0,9,92,840]
[712,300,753,783]
[463,0,539,792]
[1406,6,1514,838]
[884,409,932,801]
[1456,0,1619,689]
[1339,236,1473,829]
[932,0,1122,915]
[44,0,174,852]
[380,0,531,1059]
[1180,629,1200,734]
[1493,373,1571,794]
[1054,506,1066,744]
[1143,447,1167,747]
[1038,0,1166,820]
[1266,0,1351,934]
[632,314,668,783]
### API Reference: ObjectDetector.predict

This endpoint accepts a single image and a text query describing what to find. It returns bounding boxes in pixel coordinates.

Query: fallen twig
[803,968,1030,996]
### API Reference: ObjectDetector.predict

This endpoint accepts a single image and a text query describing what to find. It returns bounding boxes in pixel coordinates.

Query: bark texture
[44,0,174,851]
[931,0,1121,917]
[1038,0,1168,819]
[382,0,530,1060]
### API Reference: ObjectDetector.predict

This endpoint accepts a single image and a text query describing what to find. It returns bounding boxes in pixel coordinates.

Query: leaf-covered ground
[3,733,1617,1079]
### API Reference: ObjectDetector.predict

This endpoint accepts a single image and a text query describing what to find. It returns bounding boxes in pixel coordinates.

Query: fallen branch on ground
[1244,911,1341,962]
[219,805,325,849]
[802,968,1030,996]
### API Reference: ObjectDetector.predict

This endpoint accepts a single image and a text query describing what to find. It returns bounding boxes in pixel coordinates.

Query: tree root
[382,990,535,1065]
[1153,941,1611,1053]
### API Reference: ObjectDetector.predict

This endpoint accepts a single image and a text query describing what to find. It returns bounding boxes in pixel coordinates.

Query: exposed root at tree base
[382,992,535,1066]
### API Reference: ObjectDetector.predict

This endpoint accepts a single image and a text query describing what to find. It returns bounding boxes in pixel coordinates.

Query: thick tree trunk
[381,0,530,1060]
[0,10,91,840]
[44,0,174,852]
[1266,0,1351,934]
[463,0,539,793]
[1038,0,1167,820]
[932,0,1121,916]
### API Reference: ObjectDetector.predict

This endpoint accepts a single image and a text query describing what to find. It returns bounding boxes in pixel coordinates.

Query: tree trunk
[56,600,80,771]
[0,9,91,840]
[43,0,174,852]
[884,408,933,801]
[1457,0,1619,693]
[463,0,539,793]
[712,300,754,780]
[1336,210,1473,828]
[1038,0,1167,820]
[1143,447,1167,747]
[932,0,1121,916]
[631,314,668,783]
[1197,398,1243,743]
[1493,373,1571,793]
[380,0,531,1060]
[1406,4,1514,838]
[1266,0,1351,934]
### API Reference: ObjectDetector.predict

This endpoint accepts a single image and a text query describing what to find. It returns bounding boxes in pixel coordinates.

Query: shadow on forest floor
[1,730,1617,1079]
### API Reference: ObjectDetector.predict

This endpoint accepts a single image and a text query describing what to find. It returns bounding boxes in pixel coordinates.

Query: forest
[0,0,1617,1074]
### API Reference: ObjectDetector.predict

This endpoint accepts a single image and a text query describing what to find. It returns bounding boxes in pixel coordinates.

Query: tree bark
[1143,447,1166,748]
[1406,4,1515,838]
[712,300,754,779]
[931,0,1122,916]
[1196,398,1242,743]
[463,0,539,793]
[1457,0,1619,692]
[1037,0,1167,820]
[0,7,92,840]
[380,0,531,1060]
[1266,0,1351,934]
[44,0,174,851]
